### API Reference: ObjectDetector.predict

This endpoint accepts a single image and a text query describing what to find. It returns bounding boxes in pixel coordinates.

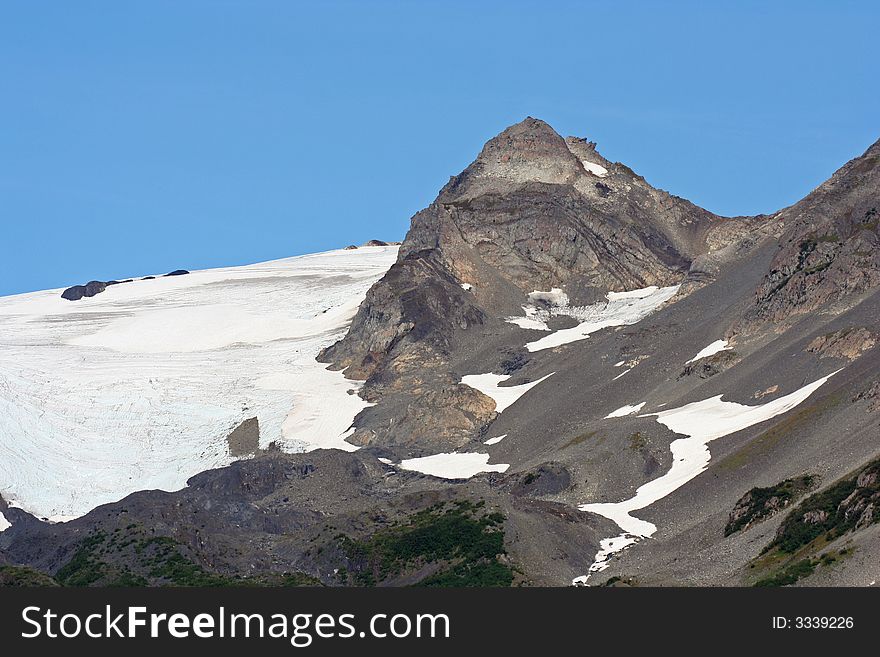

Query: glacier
[0,246,398,520]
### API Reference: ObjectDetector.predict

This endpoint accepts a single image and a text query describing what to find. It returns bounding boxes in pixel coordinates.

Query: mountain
[1,120,878,588]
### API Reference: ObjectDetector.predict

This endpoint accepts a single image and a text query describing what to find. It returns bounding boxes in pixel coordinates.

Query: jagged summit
[320,118,751,448]
[439,117,618,202]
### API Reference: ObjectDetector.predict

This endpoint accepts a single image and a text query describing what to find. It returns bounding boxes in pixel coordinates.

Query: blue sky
[1,1,877,296]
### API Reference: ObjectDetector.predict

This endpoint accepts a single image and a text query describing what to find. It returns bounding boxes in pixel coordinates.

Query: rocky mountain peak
[439,117,584,202]
[320,118,743,450]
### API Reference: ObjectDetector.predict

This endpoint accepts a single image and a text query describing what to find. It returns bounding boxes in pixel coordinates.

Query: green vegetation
[419,560,514,587]
[754,558,816,587]
[746,457,880,586]
[335,500,515,587]
[55,531,108,586]
[765,457,880,555]
[724,475,815,537]
[753,547,852,587]
[53,527,321,588]
[0,565,59,587]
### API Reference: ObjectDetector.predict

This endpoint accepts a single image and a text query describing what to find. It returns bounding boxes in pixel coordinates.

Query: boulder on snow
[61,281,109,301]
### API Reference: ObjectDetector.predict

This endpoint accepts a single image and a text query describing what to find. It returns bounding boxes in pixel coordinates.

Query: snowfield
[686,339,730,363]
[518,285,680,352]
[604,402,646,419]
[460,372,554,414]
[398,452,510,479]
[0,246,398,520]
[574,371,840,582]
[484,434,507,446]
[0,510,10,533]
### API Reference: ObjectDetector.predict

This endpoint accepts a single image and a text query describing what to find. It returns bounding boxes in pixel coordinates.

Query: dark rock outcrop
[806,326,876,361]
[725,475,815,536]
[61,280,109,301]
[164,269,190,277]
[744,139,880,330]
[226,417,260,457]
[0,451,602,587]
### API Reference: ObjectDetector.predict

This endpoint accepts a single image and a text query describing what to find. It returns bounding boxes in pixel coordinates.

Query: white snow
[524,285,680,352]
[0,510,10,533]
[460,372,554,414]
[581,160,609,178]
[0,246,398,519]
[576,370,840,581]
[506,306,552,331]
[484,434,507,446]
[606,287,661,301]
[612,369,631,381]
[398,452,509,479]
[378,458,394,465]
[614,361,626,367]
[604,402,646,419]
[460,283,473,291]
[572,534,640,583]
[686,339,730,364]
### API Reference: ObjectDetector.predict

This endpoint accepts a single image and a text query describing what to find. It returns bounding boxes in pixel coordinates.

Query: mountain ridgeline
[2,118,879,588]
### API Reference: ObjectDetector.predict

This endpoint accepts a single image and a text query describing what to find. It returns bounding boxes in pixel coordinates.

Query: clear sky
[1,1,877,296]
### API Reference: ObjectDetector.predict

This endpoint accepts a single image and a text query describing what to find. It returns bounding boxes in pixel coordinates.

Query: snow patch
[606,287,660,301]
[460,372,554,414]
[612,369,631,381]
[460,283,473,291]
[484,434,507,446]
[398,453,509,479]
[507,307,552,331]
[604,402,646,419]
[524,285,679,352]
[0,510,10,533]
[581,160,609,178]
[686,339,730,364]
[614,361,626,367]
[576,370,840,581]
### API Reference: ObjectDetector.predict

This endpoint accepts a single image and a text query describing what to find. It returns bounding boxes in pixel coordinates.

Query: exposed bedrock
[321,117,764,449]
[740,138,880,333]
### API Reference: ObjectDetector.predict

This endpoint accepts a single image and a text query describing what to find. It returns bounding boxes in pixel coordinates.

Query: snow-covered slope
[0,246,398,520]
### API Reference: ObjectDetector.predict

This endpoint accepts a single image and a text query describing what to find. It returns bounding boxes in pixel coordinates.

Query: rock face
[0,450,603,587]
[321,118,747,450]
[725,475,815,536]
[745,139,880,329]
[226,417,260,457]
[806,327,876,360]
